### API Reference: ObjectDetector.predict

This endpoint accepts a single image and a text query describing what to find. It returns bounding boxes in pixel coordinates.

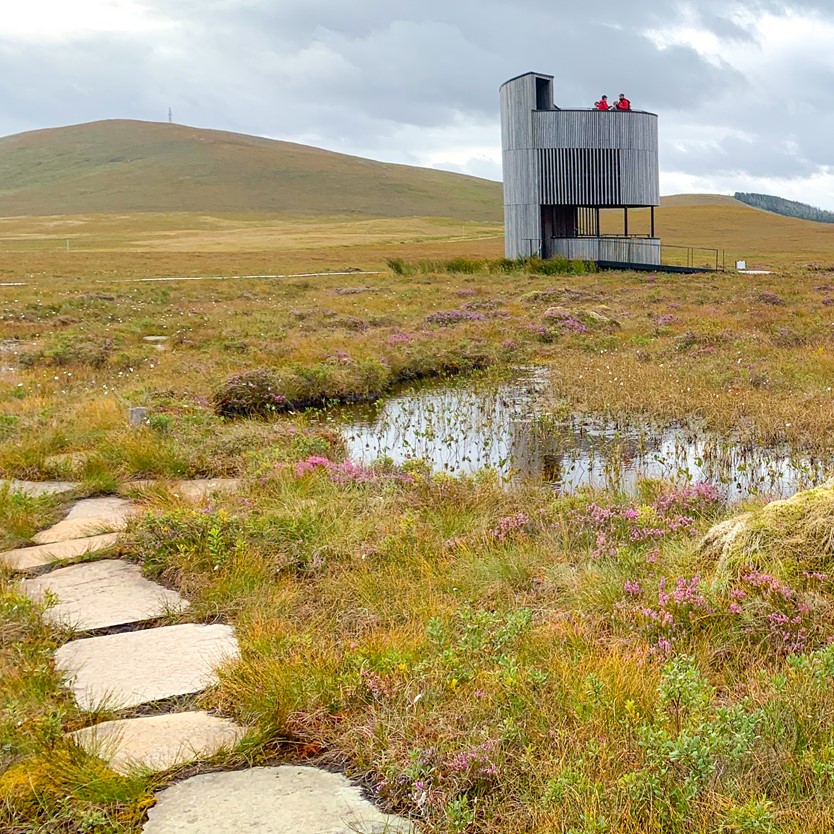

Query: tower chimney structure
[500,73,660,266]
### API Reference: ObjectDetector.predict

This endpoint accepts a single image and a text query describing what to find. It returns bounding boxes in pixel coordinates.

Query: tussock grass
[0,486,65,550]
[707,478,834,583]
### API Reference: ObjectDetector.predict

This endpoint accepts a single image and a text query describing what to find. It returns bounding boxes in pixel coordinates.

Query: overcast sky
[3,1,833,207]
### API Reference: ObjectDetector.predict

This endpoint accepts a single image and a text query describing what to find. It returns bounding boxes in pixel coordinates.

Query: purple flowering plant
[295,454,414,485]
[566,483,722,559]
[542,308,590,334]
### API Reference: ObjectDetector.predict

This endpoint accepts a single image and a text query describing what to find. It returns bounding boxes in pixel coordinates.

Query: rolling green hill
[0,120,504,220]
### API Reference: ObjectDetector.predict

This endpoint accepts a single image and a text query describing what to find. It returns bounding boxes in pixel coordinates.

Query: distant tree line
[734,192,834,223]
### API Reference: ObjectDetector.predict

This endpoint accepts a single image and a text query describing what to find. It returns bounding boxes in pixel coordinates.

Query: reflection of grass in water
[339,377,833,496]
[339,373,544,478]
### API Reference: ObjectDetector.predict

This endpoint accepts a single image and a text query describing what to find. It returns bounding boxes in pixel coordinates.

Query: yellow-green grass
[600,200,834,267]
[6,221,834,830]
[2,201,833,281]
[4,257,834,468]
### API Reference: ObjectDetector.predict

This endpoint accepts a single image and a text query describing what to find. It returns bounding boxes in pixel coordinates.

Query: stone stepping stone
[171,479,243,503]
[127,479,242,503]
[66,496,134,521]
[55,623,239,711]
[21,560,188,631]
[143,336,169,352]
[1,479,78,497]
[70,711,244,775]
[33,497,136,544]
[142,766,416,834]
[0,533,121,573]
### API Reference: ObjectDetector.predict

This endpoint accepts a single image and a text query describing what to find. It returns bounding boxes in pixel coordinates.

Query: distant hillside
[0,120,503,220]
[734,192,834,223]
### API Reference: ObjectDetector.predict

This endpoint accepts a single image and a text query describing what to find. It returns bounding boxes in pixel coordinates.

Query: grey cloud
[663,134,820,179]
[0,0,832,202]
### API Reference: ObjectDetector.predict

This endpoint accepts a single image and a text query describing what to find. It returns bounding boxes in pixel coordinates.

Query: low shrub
[527,256,596,275]
[425,309,487,326]
[19,336,113,369]
[387,258,411,276]
[488,258,527,274]
[444,258,484,274]
[213,368,289,418]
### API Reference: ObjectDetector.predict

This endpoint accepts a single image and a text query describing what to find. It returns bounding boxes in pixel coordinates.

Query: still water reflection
[329,368,832,498]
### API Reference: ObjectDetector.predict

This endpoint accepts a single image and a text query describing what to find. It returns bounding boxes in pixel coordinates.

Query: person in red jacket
[594,95,611,110]
[614,93,631,110]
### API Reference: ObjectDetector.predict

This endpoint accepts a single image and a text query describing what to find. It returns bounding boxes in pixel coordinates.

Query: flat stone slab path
[55,623,239,711]
[141,766,416,834]
[22,560,188,631]
[0,533,122,573]
[66,496,135,521]
[71,711,244,775]
[3,482,413,831]
[33,497,135,544]
[1,479,78,497]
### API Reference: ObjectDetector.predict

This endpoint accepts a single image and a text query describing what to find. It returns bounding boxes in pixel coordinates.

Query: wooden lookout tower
[500,72,660,267]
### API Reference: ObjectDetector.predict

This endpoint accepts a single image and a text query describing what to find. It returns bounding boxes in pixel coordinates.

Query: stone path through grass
[0,480,415,833]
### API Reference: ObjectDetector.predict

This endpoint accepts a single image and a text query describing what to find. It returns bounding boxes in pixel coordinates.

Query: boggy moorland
[5,256,834,832]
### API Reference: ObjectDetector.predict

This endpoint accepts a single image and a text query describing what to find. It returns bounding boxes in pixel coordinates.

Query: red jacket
[595,100,610,110]
[615,98,631,110]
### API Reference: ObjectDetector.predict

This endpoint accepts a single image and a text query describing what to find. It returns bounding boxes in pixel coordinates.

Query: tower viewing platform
[500,72,660,267]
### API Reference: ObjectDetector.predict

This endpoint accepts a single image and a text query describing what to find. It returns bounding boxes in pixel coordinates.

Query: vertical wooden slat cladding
[504,204,542,258]
[500,74,543,151]
[551,237,661,265]
[501,73,660,259]
[538,148,624,206]
[619,149,660,205]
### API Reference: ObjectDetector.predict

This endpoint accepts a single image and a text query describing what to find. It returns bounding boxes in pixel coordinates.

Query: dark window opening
[535,77,552,111]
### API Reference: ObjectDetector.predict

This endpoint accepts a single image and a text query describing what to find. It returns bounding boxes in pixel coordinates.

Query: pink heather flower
[566,486,718,560]
[326,349,353,364]
[655,637,672,655]
[741,567,794,600]
[542,308,590,334]
[624,580,642,596]
[491,512,529,542]
[294,455,413,485]
[295,455,332,476]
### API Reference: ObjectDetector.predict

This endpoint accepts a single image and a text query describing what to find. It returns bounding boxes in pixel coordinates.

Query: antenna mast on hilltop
[168,107,173,124]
